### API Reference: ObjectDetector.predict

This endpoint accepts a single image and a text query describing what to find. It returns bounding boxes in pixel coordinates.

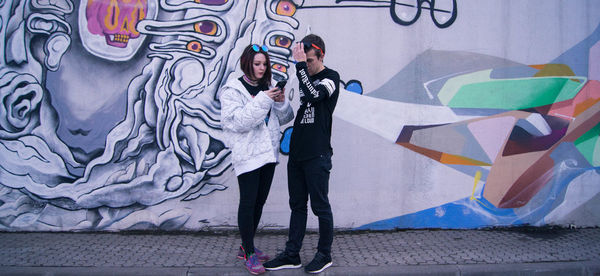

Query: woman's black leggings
[237,162,276,256]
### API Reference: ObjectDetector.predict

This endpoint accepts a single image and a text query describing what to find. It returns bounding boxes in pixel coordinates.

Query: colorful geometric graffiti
[355,21,600,229]
[0,0,599,231]
[396,74,599,208]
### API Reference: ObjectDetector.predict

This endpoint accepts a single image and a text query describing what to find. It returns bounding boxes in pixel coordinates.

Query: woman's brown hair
[240,44,272,87]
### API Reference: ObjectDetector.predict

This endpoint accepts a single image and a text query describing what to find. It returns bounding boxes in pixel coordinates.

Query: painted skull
[78,0,158,60]
[85,0,148,48]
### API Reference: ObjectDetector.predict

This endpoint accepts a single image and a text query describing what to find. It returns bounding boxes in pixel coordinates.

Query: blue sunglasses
[252,44,269,52]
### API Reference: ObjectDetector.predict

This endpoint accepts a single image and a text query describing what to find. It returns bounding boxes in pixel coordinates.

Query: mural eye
[186,41,202,52]
[194,0,228,4]
[274,36,292,48]
[276,0,296,16]
[272,64,287,73]
[194,20,218,36]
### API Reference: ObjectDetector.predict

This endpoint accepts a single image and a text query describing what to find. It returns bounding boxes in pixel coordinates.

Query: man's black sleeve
[296,62,338,103]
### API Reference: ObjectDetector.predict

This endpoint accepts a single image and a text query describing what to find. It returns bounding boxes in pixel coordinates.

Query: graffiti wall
[0,0,598,231]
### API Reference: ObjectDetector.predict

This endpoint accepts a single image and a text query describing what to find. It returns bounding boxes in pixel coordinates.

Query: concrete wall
[0,0,599,231]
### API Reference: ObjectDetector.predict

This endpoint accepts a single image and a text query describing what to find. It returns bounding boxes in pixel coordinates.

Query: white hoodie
[219,78,294,176]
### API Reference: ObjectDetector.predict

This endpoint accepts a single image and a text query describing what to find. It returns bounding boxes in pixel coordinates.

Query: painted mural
[0,0,598,231]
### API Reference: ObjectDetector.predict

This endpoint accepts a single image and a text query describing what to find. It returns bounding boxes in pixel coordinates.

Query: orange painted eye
[272,64,287,73]
[274,36,292,48]
[194,20,218,36]
[187,41,202,52]
[276,0,296,16]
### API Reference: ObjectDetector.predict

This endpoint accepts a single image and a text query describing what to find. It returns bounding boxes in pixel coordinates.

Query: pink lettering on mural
[86,0,148,48]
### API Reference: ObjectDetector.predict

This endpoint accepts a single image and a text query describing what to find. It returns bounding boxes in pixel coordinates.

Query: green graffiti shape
[438,69,587,110]
[575,123,600,166]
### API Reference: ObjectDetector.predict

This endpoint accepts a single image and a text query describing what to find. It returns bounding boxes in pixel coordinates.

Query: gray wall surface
[0,0,599,231]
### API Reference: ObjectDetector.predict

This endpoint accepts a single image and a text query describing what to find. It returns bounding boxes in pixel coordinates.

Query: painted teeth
[111,34,130,43]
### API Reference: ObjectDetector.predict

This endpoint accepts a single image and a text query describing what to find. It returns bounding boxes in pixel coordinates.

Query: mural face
[0,0,599,231]
[0,0,297,230]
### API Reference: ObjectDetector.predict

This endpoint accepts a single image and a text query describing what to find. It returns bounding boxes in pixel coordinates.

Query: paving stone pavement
[1,227,600,275]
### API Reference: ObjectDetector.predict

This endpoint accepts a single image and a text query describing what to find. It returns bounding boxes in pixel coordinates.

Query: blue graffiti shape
[551,22,600,77]
[280,126,293,155]
[389,0,457,28]
[356,197,523,230]
[344,79,363,95]
[356,143,600,230]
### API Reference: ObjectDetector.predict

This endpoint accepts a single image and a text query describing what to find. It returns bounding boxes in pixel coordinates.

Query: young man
[263,34,340,274]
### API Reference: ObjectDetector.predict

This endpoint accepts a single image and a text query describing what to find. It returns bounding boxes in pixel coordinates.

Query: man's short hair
[301,34,325,59]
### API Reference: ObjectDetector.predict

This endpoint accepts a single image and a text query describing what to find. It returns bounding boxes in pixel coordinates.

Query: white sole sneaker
[306,261,332,274]
[264,264,302,271]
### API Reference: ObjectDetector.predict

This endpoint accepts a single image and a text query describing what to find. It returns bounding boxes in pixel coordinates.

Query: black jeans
[285,154,333,256]
[237,163,276,255]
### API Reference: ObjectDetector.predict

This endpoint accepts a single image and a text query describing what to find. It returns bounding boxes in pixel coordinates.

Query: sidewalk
[1,227,599,275]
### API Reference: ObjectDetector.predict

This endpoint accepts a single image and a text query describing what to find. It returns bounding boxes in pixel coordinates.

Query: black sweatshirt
[289,62,340,161]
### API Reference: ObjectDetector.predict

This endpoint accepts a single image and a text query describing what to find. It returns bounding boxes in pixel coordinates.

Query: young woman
[219,44,294,275]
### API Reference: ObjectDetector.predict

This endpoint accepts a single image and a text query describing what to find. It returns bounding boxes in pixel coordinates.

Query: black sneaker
[263,251,301,270]
[304,252,332,274]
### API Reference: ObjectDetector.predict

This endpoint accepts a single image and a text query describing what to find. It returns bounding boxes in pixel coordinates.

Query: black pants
[285,154,333,256]
[237,163,276,255]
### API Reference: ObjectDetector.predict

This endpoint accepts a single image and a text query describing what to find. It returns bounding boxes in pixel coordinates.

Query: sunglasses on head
[252,44,269,53]
[302,42,324,56]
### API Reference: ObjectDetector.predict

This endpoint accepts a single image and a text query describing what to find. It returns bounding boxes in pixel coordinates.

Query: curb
[2,261,600,276]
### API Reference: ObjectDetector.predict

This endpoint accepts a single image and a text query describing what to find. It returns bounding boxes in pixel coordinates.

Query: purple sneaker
[244,253,266,275]
[254,247,270,262]
[237,246,270,262]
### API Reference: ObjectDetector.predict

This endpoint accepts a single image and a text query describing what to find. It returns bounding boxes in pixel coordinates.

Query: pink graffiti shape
[86,0,148,48]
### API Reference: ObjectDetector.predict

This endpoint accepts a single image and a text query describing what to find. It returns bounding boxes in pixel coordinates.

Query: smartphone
[276,80,287,89]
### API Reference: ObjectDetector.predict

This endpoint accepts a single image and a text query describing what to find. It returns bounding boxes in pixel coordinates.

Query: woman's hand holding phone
[265,87,281,101]
[273,80,286,102]
[273,87,285,102]
[266,80,286,102]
